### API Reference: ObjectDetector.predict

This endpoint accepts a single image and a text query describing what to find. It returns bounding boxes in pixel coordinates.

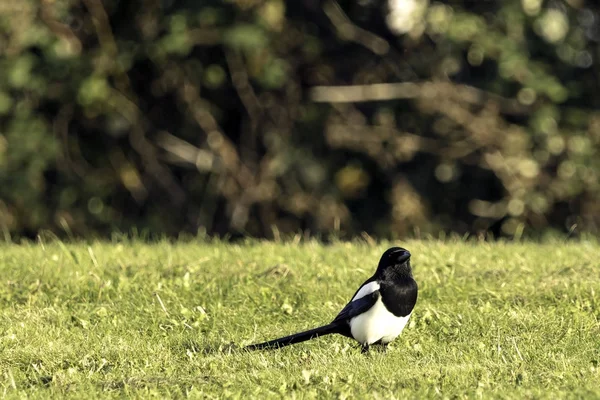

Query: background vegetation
[1,240,599,397]
[1,0,600,239]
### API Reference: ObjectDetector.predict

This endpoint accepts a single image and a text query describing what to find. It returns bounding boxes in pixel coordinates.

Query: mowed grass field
[0,239,599,398]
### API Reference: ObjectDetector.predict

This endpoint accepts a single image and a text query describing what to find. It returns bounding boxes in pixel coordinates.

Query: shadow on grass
[100,376,211,391]
[181,337,240,356]
[200,342,240,355]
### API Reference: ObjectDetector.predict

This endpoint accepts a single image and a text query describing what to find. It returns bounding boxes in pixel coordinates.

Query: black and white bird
[245,247,418,352]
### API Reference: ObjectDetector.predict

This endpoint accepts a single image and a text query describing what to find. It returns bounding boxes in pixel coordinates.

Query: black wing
[332,290,380,324]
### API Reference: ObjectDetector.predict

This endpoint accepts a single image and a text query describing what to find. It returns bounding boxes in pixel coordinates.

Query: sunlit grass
[0,239,599,398]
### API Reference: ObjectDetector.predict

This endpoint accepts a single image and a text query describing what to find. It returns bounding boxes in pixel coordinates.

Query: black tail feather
[244,323,341,350]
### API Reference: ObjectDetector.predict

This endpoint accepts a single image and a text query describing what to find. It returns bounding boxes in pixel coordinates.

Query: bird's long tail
[244,323,341,350]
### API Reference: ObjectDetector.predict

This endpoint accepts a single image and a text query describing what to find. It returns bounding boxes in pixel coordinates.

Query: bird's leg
[370,339,387,353]
[361,343,370,354]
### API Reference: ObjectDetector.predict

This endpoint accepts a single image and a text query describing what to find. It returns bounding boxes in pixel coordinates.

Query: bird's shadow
[200,343,240,355]
[191,341,389,356]
[203,343,388,355]
[181,338,241,356]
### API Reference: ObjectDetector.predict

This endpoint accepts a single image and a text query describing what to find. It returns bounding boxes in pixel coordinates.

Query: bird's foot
[361,344,370,354]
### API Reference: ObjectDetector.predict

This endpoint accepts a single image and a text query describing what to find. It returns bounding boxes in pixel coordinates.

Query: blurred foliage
[0,0,599,239]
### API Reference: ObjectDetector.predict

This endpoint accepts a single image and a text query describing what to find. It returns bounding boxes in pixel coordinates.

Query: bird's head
[376,247,412,276]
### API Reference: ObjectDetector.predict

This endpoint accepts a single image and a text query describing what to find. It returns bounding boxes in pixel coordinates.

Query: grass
[0,238,599,398]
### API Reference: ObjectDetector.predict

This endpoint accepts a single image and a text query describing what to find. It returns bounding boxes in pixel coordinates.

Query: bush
[0,0,599,239]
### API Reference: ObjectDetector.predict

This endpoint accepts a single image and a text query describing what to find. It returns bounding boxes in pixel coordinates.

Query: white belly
[349,297,411,345]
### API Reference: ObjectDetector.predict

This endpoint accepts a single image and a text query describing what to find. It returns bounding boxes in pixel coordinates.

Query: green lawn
[0,239,599,398]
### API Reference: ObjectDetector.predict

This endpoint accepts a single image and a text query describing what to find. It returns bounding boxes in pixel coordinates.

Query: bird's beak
[398,252,411,263]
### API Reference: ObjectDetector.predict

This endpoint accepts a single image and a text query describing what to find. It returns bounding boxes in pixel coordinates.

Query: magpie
[245,247,418,352]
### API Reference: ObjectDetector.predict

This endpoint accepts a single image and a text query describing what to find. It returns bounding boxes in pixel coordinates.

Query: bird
[245,247,418,352]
